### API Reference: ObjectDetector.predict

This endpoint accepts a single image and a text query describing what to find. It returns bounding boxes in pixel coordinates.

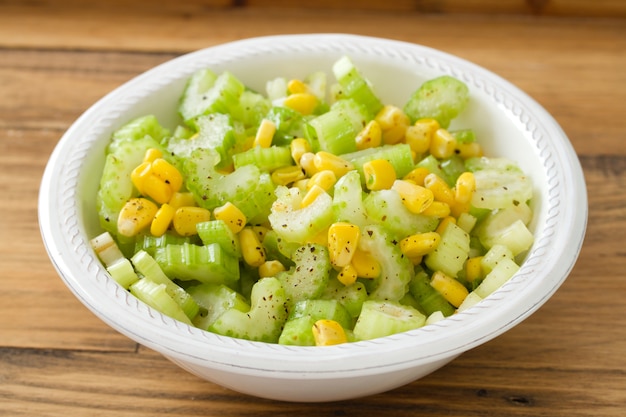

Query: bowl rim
[39,33,588,377]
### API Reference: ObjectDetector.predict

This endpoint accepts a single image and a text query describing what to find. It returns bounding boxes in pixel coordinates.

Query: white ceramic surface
[39,34,587,402]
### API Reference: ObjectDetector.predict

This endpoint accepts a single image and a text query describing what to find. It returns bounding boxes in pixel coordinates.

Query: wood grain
[1,2,625,415]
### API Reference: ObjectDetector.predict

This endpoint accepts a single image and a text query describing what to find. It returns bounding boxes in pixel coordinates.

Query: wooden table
[1,2,625,415]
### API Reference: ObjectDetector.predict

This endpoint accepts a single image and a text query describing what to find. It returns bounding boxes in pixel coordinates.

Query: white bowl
[39,34,587,402]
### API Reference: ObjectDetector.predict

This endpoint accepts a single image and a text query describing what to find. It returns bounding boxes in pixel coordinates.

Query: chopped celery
[261,230,297,268]
[471,169,534,210]
[108,115,171,154]
[353,300,426,341]
[187,283,249,330]
[134,233,192,257]
[196,220,242,259]
[304,99,367,155]
[264,106,305,145]
[331,170,370,228]
[232,145,293,172]
[320,277,368,318]
[278,299,352,346]
[209,277,288,343]
[341,143,415,182]
[130,278,192,325]
[403,75,469,128]
[425,222,471,279]
[332,56,383,118]
[474,257,520,298]
[409,268,456,317]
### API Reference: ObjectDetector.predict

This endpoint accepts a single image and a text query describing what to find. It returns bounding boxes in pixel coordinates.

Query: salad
[91,56,535,346]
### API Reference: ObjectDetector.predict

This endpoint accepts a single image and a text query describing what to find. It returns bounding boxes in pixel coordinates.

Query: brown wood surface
[1,2,625,416]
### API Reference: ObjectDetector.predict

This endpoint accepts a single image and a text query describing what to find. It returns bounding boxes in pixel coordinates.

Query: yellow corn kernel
[421,200,451,218]
[328,222,360,269]
[375,105,410,145]
[430,271,469,308]
[435,216,457,235]
[312,319,348,346]
[400,232,441,258]
[151,158,183,194]
[239,227,266,267]
[408,254,423,266]
[351,249,380,279]
[337,264,359,286]
[455,142,484,159]
[402,166,430,186]
[213,202,247,234]
[424,173,456,206]
[307,226,329,246]
[465,256,484,283]
[143,174,173,205]
[313,151,354,178]
[253,119,276,148]
[271,165,306,186]
[451,199,472,218]
[363,159,397,191]
[299,152,318,177]
[355,120,382,150]
[454,172,476,204]
[391,180,434,214]
[169,191,196,209]
[300,184,327,208]
[117,198,159,237]
[172,206,211,236]
[284,93,319,115]
[143,148,163,163]
[293,178,310,192]
[258,260,286,278]
[430,128,457,159]
[150,203,176,237]
[130,161,152,195]
[287,79,308,94]
[290,138,312,165]
[405,118,439,155]
[307,170,337,191]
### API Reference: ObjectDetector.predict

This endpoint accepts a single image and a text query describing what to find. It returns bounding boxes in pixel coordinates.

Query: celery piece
[266,77,289,101]
[364,189,439,240]
[97,135,163,237]
[264,106,305,146]
[183,148,275,224]
[320,277,368,319]
[209,277,288,343]
[196,220,242,259]
[106,258,140,289]
[359,224,414,301]
[154,242,240,285]
[229,90,272,129]
[108,115,171,154]
[352,300,426,341]
[409,268,456,317]
[278,299,353,346]
[425,222,471,279]
[464,156,524,173]
[450,129,476,144]
[480,244,515,275]
[275,244,332,309]
[332,170,370,228]
[332,56,383,118]
[134,233,192,257]
[304,99,366,155]
[456,291,484,313]
[439,155,467,186]
[178,70,245,126]
[261,230,297,268]
[475,203,535,256]
[268,185,334,244]
[474,257,520,298]
[232,145,293,172]
[131,250,200,320]
[130,278,192,325]
[415,154,451,186]
[471,169,534,210]
[342,143,415,182]
[403,75,469,128]
[186,283,249,330]
[237,264,259,301]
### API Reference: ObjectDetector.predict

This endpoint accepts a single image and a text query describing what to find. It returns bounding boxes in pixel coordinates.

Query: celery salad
[91,56,535,346]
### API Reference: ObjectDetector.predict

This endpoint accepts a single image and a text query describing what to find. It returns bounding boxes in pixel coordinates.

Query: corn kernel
[405,118,439,155]
[421,200,451,218]
[328,222,360,268]
[424,173,456,206]
[400,232,441,258]
[465,256,484,283]
[375,105,410,145]
[258,260,286,278]
[293,178,309,192]
[130,161,152,195]
[172,206,211,236]
[351,249,380,278]
[307,227,329,246]
[300,184,327,208]
[402,167,430,186]
[290,138,312,165]
[287,79,308,94]
[271,165,306,186]
[149,203,176,237]
[430,128,457,159]
[363,159,397,190]
[355,120,382,150]
[454,172,476,204]
[117,198,159,237]
[336,264,359,286]
[143,148,163,163]
[299,152,318,177]
[430,271,469,308]
[313,151,354,178]
[435,216,457,235]
[391,180,434,214]
[450,199,471,218]
[253,119,276,148]
[213,202,247,234]
[169,192,196,209]
[142,174,173,205]
[307,170,337,191]
[240,227,266,267]
[284,93,319,115]
[151,158,183,194]
[312,319,348,346]
[455,142,483,159]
